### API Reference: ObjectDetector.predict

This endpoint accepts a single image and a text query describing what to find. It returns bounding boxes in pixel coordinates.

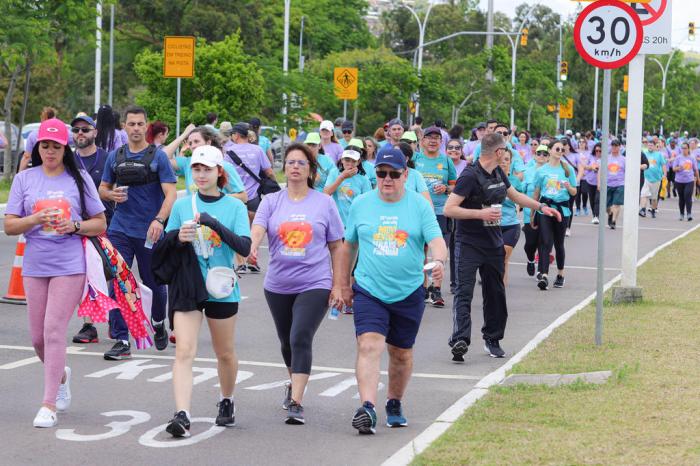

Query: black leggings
[264,288,330,374]
[582,180,599,217]
[676,181,694,216]
[522,224,539,263]
[538,214,569,275]
[667,170,677,197]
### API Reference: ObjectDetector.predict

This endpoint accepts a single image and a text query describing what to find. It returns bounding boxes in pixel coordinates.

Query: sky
[479,0,699,52]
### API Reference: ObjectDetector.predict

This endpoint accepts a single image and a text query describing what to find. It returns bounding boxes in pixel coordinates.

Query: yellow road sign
[559,98,574,119]
[289,128,297,140]
[334,67,358,100]
[163,36,195,78]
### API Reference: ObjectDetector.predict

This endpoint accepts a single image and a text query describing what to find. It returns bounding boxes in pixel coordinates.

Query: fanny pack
[191,195,237,299]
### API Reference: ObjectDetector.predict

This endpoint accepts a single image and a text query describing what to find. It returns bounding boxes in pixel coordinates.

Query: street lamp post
[650,49,677,136]
[400,2,436,119]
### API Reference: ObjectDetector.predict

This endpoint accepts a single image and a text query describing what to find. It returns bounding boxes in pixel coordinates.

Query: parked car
[260,126,291,167]
[0,122,24,173]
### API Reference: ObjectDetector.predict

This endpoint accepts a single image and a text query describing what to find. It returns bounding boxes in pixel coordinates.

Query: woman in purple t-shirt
[250,143,345,425]
[672,142,699,221]
[5,119,106,428]
[600,140,626,229]
[582,143,602,224]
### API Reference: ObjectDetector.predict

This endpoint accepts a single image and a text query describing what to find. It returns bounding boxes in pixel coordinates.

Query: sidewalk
[413,228,700,465]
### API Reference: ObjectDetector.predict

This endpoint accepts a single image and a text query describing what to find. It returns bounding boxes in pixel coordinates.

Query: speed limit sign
[574,0,643,69]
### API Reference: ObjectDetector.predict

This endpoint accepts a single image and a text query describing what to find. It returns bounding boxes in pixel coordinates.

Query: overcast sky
[479,0,698,52]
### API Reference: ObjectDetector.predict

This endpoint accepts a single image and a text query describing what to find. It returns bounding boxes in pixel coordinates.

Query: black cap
[249,117,261,128]
[611,139,621,146]
[341,120,354,131]
[477,122,487,129]
[334,117,344,126]
[423,126,442,138]
[232,122,250,137]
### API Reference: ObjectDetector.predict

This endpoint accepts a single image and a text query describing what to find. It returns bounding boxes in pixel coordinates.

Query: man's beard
[76,136,95,149]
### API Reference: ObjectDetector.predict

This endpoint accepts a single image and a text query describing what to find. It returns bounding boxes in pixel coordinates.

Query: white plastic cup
[424,261,438,279]
[117,185,129,201]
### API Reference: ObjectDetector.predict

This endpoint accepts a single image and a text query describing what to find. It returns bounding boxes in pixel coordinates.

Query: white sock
[220,395,233,402]
[121,339,129,345]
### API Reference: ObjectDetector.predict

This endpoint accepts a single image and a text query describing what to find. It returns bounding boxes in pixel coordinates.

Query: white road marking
[148,367,219,385]
[0,345,480,380]
[0,356,40,370]
[86,359,168,380]
[319,377,357,397]
[509,261,620,271]
[215,370,254,387]
[571,222,688,232]
[139,418,225,448]
[245,372,340,391]
[353,382,384,399]
[56,411,151,442]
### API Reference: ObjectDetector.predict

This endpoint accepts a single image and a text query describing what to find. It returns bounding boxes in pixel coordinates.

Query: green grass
[0,178,12,203]
[414,230,700,466]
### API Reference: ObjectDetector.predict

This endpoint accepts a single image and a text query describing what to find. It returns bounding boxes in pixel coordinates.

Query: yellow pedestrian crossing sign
[334,67,358,100]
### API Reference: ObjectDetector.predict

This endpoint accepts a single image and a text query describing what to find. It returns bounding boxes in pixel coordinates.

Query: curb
[382,222,700,466]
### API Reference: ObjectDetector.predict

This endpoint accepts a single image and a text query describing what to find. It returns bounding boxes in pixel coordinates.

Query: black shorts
[502,224,521,248]
[246,196,262,213]
[175,301,239,319]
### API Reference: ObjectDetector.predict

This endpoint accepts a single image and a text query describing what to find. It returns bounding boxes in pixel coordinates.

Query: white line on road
[509,261,621,271]
[0,345,481,381]
[571,222,688,232]
[0,356,39,370]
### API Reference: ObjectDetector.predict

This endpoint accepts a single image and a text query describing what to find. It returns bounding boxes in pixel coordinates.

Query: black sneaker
[385,398,408,427]
[104,341,131,360]
[526,261,535,277]
[537,274,549,291]
[247,262,261,273]
[286,401,305,425]
[72,323,98,343]
[451,340,468,362]
[639,208,646,217]
[429,288,445,308]
[281,382,292,410]
[536,272,542,282]
[688,216,693,222]
[484,339,505,358]
[166,410,191,438]
[152,320,168,351]
[352,402,377,435]
[608,213,613,227]
[650,209,656,219]
[424,285,433,304]
[610,221,616,230]
[553,275,565,288]
[215,398,235,427]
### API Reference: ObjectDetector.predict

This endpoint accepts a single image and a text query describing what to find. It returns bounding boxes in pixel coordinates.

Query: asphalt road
[0,201,694,465]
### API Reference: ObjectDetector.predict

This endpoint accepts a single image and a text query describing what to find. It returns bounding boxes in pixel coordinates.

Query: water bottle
[328,305,341,320]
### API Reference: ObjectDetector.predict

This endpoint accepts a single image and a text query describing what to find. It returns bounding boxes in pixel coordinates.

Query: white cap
[341,149,361,161]
[565,129,573,135]
[190,145,224,167]
[319,120,334,132]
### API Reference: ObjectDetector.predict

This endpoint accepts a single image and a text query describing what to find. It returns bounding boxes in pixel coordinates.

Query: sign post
[163,36,195,137]
[574,0,643,345]
[334,67,358,120]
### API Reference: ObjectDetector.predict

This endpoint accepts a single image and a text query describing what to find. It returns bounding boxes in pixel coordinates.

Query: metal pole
[108,4,114,107]
[414,4,434,118]
[620,54,645,289]
[397,104,401,120]
[593,67,599,131]
[176,78,181,137]
[282,0,290,154]
[94,1,102,114]
[298,15,305,73]
[509,35,516,130]
[596,68,612,346]
[556,22,563,134]
[343,100,348,120]
[615,90,620,136]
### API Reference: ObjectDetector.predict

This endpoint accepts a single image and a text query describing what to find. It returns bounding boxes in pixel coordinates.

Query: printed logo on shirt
[278,217,313,257]
[650,159,657,167]
[372,215,408,257]
[608,163,620,173]
[34,195,71,236]
[338,184,355,202]
[683,161,692,171]
[544,175,562,197]
[194,225,222,257]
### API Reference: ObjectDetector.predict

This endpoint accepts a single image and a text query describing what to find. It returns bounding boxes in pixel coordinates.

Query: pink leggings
[24,274,85,407]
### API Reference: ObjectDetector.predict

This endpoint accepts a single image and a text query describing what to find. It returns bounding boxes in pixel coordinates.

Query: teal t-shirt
[362,160,377,188]
[346,190,442,303]
[406,167,429,194]
[645,151,667,183]
[522,161,544,225]
[258,135,271,155]
[534,163,577,217]
[314,154,335,192]
[176,157,245,195]
[324,168,372,225]
[166,194,251,303]
[413,152,457,215]
[502,173,523,227]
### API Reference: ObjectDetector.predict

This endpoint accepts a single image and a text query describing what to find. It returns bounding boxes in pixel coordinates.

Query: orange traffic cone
[0,235,26,305]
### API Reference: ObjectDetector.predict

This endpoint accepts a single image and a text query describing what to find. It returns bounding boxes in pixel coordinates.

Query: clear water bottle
[328,305,341,320]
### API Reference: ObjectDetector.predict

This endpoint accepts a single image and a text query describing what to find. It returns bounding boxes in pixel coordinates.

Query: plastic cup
[423,261,438,279]
[116,186,129,201]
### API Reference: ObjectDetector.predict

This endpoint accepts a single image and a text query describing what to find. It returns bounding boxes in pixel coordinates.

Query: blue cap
[375,146,407,170]
[70,115,96,128]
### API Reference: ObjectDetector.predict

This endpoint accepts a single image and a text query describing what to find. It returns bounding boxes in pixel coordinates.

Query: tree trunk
[3,64,22,181]
[16,56,32,157]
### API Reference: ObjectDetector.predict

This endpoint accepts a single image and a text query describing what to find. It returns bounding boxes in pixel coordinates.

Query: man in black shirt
[444,133,561,360]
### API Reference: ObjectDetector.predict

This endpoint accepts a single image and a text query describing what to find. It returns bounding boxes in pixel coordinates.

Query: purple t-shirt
[322,142,344,163]
[6,167,105,277]
[453,158,468,177]
[582,154,600,186]
[607,154,626,187]
[464,140,479,157]
[253,189,344,294]
[673,155,697,184]
[228,142,271,199]
[514,143,532,164]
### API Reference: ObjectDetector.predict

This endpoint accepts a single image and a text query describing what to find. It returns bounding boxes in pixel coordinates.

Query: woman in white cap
[319,120,343,163]
[162,145,252,437]
[324,148,372,225]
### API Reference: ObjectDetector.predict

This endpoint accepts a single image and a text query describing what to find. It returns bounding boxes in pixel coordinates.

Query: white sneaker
[592,217,599,224]
[56,366,72,412]
[565,228,571,237]
[33,407,57,428]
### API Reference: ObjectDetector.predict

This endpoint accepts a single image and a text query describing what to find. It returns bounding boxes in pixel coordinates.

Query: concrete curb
[382,222,700,466]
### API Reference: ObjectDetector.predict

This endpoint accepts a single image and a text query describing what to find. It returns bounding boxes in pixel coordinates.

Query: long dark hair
[398,142,416,169]
[548,140,570,178]
[95,105,117,151]
[31,143,90,220]
[284,142,318,189]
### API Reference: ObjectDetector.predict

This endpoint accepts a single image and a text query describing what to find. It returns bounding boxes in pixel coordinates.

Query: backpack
[114,144,159,186]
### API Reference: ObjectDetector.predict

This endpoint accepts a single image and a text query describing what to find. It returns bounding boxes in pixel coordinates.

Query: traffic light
[690,22,696,41]
[520,28,528,47]
[623,75,629,92]
[620,107,627,120]
[560,61,569,81]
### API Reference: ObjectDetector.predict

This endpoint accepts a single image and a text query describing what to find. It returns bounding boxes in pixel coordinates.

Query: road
[0,202,693,465]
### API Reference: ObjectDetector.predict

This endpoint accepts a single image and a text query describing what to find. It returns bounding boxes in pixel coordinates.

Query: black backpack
[114,144,159,186]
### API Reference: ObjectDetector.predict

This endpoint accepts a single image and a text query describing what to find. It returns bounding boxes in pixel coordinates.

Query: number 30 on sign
[574,0,643,69]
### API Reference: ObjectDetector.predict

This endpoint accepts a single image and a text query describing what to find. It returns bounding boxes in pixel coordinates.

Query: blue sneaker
[352,402,377,434]
[386,399,408,427]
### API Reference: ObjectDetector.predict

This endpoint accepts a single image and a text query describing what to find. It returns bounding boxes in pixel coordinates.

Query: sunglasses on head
[71,127,93,134]
[447,145,462,150]
[376,170,403,179]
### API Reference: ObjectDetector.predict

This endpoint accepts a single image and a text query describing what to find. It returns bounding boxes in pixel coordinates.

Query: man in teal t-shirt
[413,126,457,308]
[640,139,667,218]
[340,146,447,434]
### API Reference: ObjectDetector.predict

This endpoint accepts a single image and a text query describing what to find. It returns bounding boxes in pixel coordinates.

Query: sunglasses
[342,130,353,134]
[447,145,462,150]
[553,147,564,153]
[71,127,93,134]
[536,152,549,156]
[530,142,538,146]
[594,149,602,153]
[496,131,509,136]
[285,159,308,167]
[376,170,403,179]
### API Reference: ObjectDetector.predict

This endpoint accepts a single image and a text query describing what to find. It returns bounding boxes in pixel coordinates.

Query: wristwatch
[72,221,81,234]
[154,217,165,226]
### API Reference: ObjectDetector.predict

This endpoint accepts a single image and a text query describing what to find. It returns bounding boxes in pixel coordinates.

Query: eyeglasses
[496,131,509,136]
[446,145,462,150]
[71,127,93,134]
[285,159,308,167]
[376,170,403,179]
[553,147,564,153]
[594,149,602,153]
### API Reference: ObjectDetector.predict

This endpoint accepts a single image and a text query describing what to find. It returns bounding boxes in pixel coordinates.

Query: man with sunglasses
[339,120,354,149]
[340,146,447,435]
[444,133,561,361]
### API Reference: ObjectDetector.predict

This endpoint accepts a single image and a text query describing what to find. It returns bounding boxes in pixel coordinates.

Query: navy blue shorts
[352,284,426,349]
